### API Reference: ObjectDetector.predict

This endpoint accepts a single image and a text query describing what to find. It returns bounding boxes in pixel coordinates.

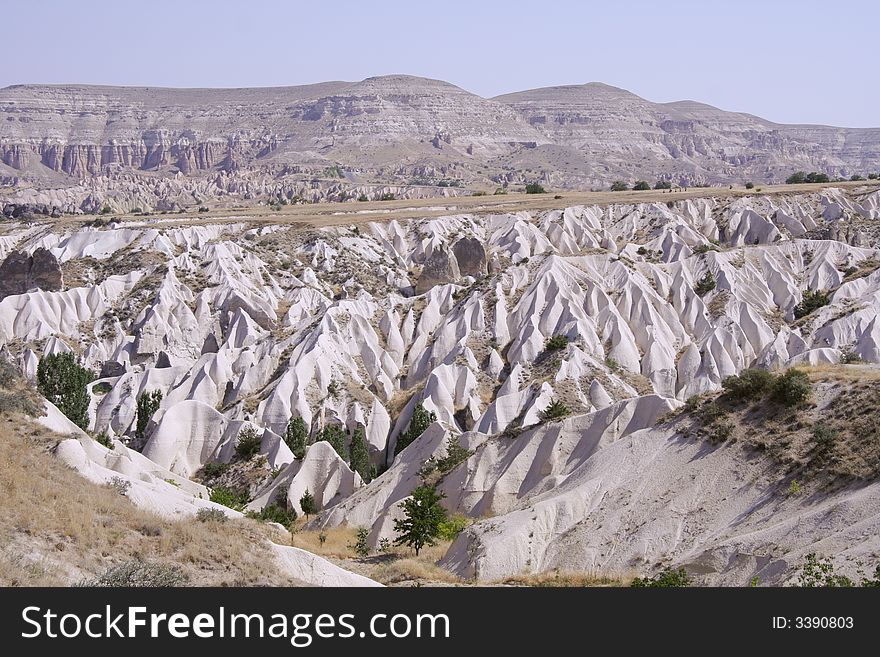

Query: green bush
[379,193,396,201]
[394,403,437,455]
[632,180,650,191]
[610,181,629,192]
[196,508,228,523]
[654,180,672,190]
[631,567,691,587]
[37,352,96,430]
[811,422,838,461]
[209,486,249,511]
[525,183,547,194]
[438,514,470,540]
[544,334,569,351]
[77,560,187,587]
[772,369,811,406]
[201,461,229,479]
[787,171,832,185]
[745,182,754,189]
[248,502,297,528]
[794,553,880,587]
[357,194,369,202]
[99,206,112,215]
[436,436,473,474]
[234,425,262,460]
[694,271,717,296]
[107,476,131,496]
[94,432,114,450]
[722,368,775,400]
[793,289,829,319]
[540,399,570,421]
[850,174,865,181]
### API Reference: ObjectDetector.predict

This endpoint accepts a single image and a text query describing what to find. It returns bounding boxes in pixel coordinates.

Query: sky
[3,0,877,127]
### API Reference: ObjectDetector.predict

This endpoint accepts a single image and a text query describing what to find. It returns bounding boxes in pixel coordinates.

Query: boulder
[415,246,460,294]
[452,237,488,278]
[0,248,63,299]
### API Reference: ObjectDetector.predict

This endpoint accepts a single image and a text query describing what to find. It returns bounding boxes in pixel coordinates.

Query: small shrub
[694,271,717,296]
[99,206,112,215]
[722,368,775,401]
[318,531,328,546]
[201,461,229,479]
[379,193,396,201]
[709,422,734,443]
[631,567,691,587]
[541,400,570,421]
[198,206,209,212]
[107,476,130,496]
[796,554,856,587]
[235,425,262,460]
[209,486,248,511]
[196,508,228,523]
[525,183,547,194]
[544,334,569,351]
[839,347,863,364]
[92,381,112,394]
[378,538,392,553]
[793,289,830,319]
[745,182,755,189]
[78,560,187,587]
[438,514,470,540]
[604,357,621,372]
[357,194,369,202]
[249,503,297,529]
[788,479,802,496]
[610,180,629,192]
[811,423,838,461]
[354,527,371,557]
[94,432,114,450]
[436,436,473,474]
[772,369,811,407]
[632,180,650,191]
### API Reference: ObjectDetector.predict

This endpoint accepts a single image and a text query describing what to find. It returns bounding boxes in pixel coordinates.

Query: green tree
[393,485,447,556]
[540,399,570,421]
[299,488,317,519]
[394,403,437,455]
[654,180,672,190]
[793,289,829,319]
[235,425,262,460]
[348,426,371,482]
[786,171,807,184]
[37,352,96,430]
[772,369,811,407]
[285,415,308,459]
[353,527,371,557]
[436,436,473,474]
[135,389,163,444]
[610,180,629,192]
[632,180,650,191]
[524,183,547,194]
[544,335,569,351]
[317,424,348,460]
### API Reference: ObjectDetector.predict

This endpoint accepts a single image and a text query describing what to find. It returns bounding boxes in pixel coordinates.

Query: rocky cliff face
[0,248,62,299]
[1,76,877,192]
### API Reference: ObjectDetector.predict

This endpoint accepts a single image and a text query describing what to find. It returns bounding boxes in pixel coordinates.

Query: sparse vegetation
[631,567,691,587]
[544,334,569,351]
[435,436,473,474]
[540,399,570,421]
[793,289,830,319]
[107,476,131,496]
[694,271,717,296]
[209,486,249,511]
[37,353,96,430]
[78,560,187,587]
[196,508,228,523]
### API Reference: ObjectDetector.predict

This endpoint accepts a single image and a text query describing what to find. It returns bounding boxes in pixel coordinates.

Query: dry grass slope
[0,413,301,586]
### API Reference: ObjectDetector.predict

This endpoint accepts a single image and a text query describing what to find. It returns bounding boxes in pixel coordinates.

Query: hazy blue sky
[3,0,877,127]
